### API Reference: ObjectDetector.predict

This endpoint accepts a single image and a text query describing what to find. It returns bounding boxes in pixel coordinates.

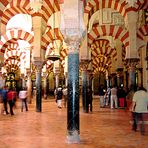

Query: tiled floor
[0,96,148,148]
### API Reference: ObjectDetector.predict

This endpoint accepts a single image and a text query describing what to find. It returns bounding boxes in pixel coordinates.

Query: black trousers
[3,100,9,114]
[132,112,145,135]
[8,100,15,115]
[21,99,28,112]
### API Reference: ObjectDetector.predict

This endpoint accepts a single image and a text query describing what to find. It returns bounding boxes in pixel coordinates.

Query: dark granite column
[80,60,89,113]
[34,62,43,112]
[67,39,80,143]
[82,69,87,112]
[26,69,32,104]
[43,72,48,99]
[116,68,123,87]
[138,68,143,87]
[126,58,139,89]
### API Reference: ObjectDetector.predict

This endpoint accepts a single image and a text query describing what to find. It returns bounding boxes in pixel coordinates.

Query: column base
[66,130,80,144]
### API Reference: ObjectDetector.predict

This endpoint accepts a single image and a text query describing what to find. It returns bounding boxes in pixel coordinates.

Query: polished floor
[0,96,148,148]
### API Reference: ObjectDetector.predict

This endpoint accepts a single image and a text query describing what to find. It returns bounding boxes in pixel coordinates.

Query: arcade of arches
[0,0,148,143]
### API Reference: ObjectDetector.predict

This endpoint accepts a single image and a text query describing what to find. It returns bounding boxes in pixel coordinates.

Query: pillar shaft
[26,71,32,104]
[36,66,42,112]
[67,39,80,143]
[126,58,139,88]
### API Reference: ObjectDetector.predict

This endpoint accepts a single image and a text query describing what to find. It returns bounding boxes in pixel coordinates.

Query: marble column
[34,61,43,112]
[67,38,80,143]
[43,72,48,99]
[26,70,32,104]
[81,60,88,113]
[21,74,26,88]
[126,58,139,89]
[54,72,59,89]
[138,68,143,87]
[116,68,123,87]
[82,65,88,113]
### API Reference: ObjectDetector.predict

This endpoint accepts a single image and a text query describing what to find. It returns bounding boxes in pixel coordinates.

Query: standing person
[131,87,148,135]
[117,86,126,108]
[7,88,17,115]
[110,85,118,109]
[87,86,93,112]
[19,87,28,112]
[56,86,63,109]
[62,86,68,108]
[1,86,9,114]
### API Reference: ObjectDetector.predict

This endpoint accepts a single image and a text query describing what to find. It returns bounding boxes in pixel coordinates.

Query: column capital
[126,58,139,68]
[80,59,90,71]
[66,36,81,54]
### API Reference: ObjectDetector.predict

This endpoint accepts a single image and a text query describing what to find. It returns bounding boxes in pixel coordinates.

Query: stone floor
[0,96,148,148]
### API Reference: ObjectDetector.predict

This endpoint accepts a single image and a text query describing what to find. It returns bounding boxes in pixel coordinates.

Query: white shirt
[19,90,27,99]
[133,90,148,113]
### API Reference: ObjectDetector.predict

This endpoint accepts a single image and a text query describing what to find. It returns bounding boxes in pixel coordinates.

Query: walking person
[19,87,28,112]
[62,86,68,108]
[1,86,9,114]
[110,85,118,109]
[56,86,63,109]
[7,88,17,115]
[131,87,148,135]
[87,86,93,112]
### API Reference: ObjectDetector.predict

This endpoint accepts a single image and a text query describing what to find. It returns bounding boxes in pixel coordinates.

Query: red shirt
[7,91,16,101]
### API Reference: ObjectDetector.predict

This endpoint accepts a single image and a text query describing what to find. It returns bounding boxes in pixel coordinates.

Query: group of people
[98,84,148,135]
[0,86,28,115]
[98,85,126,109]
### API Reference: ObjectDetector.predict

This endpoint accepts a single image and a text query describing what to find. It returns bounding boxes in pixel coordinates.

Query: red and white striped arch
[41,28,64,50]
[88,25,129,48]
[137,25,148,40]
[84,0,148,26]
[31,0,60,27]
[60,47,68,68]
[1,1,30,31]
[0,0,10,17]
[91,39,117,60]
[0,0,60,33]
[4,44,26,61]
[0,29,33,53]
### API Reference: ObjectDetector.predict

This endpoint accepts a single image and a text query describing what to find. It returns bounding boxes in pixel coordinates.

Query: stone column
[66,38,80,143]
[33,60,43,112]
[21,74,26,88]
[116,68,123,87]
[43,72,48,99]
[64,72,68,87]
[126,11,138,59]
[80,60,89,113]
[26,69,32,104]
[54,72,59,89]
[126,58,139,89]
[138,68,143,87]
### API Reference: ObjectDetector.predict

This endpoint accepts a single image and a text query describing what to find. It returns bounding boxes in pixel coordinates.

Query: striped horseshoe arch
[84,0,148,27]
[1,0,30,33]
[60,47,68,68]
[88,25,129,48]
[0,0,10,17]
[0,29,33,53]
[137,25,148,40]
[4,43,26,62]
[41,28,64,50]
[91,39,117,61]
[31,0,60,27]
[84,0,127,27]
